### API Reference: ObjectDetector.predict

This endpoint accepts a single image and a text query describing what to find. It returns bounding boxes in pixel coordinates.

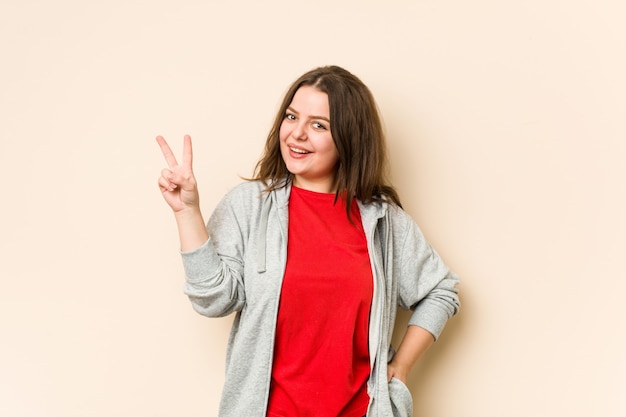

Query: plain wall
[1,1,624,416]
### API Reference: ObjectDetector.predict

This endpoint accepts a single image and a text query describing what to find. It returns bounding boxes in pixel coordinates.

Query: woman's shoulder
[210,181,268,226]
[218,180,267,207]
[227,178,290,194]
[225,178,291,204]
[386,202,411,222]
[359,198,410,222]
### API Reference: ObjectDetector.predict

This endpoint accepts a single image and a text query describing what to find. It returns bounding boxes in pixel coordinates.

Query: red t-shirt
[266,186,374,417]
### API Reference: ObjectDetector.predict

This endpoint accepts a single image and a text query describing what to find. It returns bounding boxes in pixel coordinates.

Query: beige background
[1,1,624,416]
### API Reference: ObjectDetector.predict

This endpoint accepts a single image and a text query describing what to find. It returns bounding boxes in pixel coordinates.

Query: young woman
[156,66,460,417]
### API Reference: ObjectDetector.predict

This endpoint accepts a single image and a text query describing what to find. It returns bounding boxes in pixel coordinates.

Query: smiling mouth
[289,146,311,154]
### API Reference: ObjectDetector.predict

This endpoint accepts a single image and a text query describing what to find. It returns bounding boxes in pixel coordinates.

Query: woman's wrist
[174,207,209,252]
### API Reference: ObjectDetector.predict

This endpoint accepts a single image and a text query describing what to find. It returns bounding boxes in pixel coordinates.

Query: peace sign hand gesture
[156,135,209,251]
[156,135,200,214]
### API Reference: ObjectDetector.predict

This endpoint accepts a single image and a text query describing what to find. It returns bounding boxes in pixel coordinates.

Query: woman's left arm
[387,325,434,383]
[388,210,461,382]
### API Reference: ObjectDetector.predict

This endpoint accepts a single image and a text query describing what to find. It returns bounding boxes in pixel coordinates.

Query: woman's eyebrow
[287,106,330,122]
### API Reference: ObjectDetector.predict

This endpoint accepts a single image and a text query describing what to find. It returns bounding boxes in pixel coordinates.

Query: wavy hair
[252,65,401,217]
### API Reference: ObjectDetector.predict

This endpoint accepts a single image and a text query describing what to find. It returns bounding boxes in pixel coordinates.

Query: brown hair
[252,65,401,216]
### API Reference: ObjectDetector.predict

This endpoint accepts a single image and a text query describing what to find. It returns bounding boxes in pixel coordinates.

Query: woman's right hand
[156,135,200,214]
[156,135,209,251]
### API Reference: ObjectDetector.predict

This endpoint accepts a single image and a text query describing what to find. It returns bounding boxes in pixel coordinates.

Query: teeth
[290,147,310,154]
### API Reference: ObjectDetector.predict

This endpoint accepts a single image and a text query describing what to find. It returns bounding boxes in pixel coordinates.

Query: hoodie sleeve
[180,189,247,318]
[393,210,460,340]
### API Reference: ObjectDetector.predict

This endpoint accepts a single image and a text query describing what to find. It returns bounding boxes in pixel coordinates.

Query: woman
[156,65,460,417]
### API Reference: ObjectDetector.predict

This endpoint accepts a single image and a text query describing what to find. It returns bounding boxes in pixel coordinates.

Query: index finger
[182,134,193,169]
[156,135,178,169]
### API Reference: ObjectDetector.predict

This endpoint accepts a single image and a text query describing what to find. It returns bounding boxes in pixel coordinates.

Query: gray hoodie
[181,180,460,417]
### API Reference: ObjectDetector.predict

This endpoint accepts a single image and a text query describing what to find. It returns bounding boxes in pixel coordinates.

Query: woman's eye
[285,113,296,121]
[313,122,327,130]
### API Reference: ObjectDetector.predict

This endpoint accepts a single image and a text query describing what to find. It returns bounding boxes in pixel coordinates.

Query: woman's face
[279,86,339,193]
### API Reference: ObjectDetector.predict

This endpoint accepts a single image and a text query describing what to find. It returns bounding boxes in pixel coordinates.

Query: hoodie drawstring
[257,192,272,273]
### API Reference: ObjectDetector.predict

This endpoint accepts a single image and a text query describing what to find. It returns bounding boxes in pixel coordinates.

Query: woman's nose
[291,123,307,140]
